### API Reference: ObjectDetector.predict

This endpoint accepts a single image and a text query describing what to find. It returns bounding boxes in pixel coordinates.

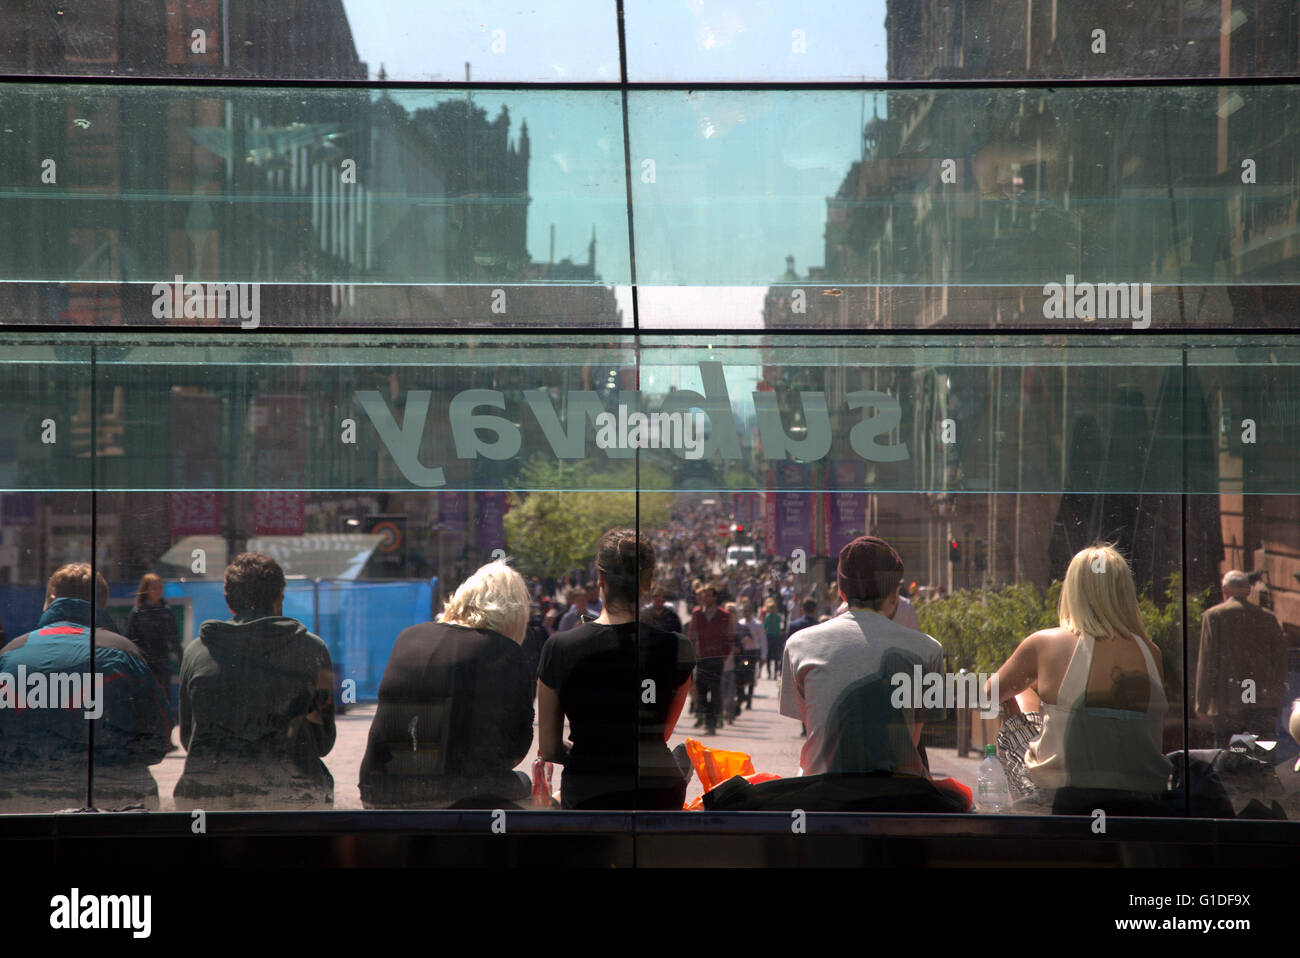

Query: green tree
[503,457,672,579]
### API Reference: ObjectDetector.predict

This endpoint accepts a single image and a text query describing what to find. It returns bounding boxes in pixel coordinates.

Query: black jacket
[127,601,182,683]
[359,621,533,808]
[174,611,335,808]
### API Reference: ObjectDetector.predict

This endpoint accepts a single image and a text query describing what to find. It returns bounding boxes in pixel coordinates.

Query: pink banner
[169,393,223,537]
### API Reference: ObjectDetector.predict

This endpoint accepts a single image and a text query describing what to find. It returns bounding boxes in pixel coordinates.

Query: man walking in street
[644,587,683,634]
[786,598,820,644]
[688,582,735,735]
[557,585,597,633]
[1195,570,1288,744]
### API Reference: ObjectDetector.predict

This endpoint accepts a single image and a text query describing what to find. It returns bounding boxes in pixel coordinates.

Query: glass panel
[629,86,1300,311]
[8,325,1300,821]
[626,0,1300,82]
[640,335,1187,814]
[93,333,645,809]
[0,342,107,812]
[1,1,620,83]
[1186,340,1300,816]
[0,85,631,297]
[1,283,633,330]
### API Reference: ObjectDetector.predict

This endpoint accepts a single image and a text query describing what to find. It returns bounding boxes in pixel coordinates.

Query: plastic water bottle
[976,744,1010,812]
[530,752,554,807]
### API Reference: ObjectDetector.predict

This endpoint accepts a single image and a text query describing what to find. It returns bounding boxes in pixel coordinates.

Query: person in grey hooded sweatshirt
[174,552,335,809]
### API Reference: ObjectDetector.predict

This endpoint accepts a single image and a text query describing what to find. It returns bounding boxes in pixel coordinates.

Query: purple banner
[476,491,506,555]
[438,491,466,535]
[731,491,758,528]
[775,462,812,558]
[827,461,866,555]
[1,493,38,527]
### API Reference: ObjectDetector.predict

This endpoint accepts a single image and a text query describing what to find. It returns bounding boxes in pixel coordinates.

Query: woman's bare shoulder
[1025,627,1076,646]
[1136,634,1162,662]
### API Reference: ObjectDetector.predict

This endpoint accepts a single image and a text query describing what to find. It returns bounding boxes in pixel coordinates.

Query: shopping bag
[684,738,756,792]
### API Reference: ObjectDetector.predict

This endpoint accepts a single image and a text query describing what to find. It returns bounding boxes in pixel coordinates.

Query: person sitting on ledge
[174,552,335,810]
[0,563,168,811]
[989,544,1172,816]
[359,560,534,809]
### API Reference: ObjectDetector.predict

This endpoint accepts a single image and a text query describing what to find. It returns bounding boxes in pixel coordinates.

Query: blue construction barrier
[161,577,436,704]
[2,577,434,705]
[0,585,48,641]
[315,579,438,702]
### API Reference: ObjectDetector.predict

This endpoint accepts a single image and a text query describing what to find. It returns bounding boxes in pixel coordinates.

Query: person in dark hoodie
[0,563,169,811]
[174,552,335,809]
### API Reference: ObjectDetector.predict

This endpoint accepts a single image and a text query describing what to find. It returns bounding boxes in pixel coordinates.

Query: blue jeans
[694,660,723,730]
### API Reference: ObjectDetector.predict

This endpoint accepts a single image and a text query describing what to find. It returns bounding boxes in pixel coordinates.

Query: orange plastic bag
[932,776,973,811]
[684,738,756,793]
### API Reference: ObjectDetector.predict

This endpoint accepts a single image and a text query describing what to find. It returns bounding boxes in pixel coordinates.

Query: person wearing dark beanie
[836,536,905,610]
[779,535,946,777]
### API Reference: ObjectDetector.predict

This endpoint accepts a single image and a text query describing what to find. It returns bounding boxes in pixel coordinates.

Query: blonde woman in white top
[989,544,1172,813]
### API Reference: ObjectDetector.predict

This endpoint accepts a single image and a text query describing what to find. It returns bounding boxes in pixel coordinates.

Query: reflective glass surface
[1,1,1299,832]
[625,0,1300,82]
[1,1,621,82]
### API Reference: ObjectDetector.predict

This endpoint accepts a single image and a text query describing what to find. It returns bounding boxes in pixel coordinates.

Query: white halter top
[1024,633,1172,794]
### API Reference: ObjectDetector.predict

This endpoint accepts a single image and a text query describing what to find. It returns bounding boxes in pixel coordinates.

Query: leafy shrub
[917,575,1215,703]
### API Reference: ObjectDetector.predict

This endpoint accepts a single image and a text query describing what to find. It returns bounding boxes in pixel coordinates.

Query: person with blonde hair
[762,595,783,679]
[990,544,1172,813]
[360,559,534,808]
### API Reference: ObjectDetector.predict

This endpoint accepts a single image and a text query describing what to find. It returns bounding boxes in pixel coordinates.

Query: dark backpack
[1164,744,1284,818]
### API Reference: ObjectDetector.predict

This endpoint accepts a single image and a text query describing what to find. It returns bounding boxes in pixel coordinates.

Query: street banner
[476,490,506,556]
[826,460,866,555]
[169,393,222,537]
[252,395,305,536]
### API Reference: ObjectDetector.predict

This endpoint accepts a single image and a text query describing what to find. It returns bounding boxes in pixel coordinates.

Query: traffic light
[948,539,961,562]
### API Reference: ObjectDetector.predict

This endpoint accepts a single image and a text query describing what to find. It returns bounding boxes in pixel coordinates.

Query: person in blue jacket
[0,563,170,811]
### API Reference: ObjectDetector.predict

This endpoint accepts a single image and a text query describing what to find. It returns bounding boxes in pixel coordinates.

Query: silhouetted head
[46,563,109,611]
[224,552,285,617]
[596,528,654,615]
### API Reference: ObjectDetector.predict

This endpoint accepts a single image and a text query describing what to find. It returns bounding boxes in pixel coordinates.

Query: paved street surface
[149,672,982,810]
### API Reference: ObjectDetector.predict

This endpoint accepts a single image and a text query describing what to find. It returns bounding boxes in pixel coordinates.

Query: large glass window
[0,1,1298,851]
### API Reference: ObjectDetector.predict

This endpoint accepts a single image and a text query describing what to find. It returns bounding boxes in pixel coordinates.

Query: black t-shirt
[642,603,683,634]
[538,621,693,801]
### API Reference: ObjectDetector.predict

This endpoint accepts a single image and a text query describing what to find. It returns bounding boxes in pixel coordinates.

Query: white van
[725,545,757,568]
